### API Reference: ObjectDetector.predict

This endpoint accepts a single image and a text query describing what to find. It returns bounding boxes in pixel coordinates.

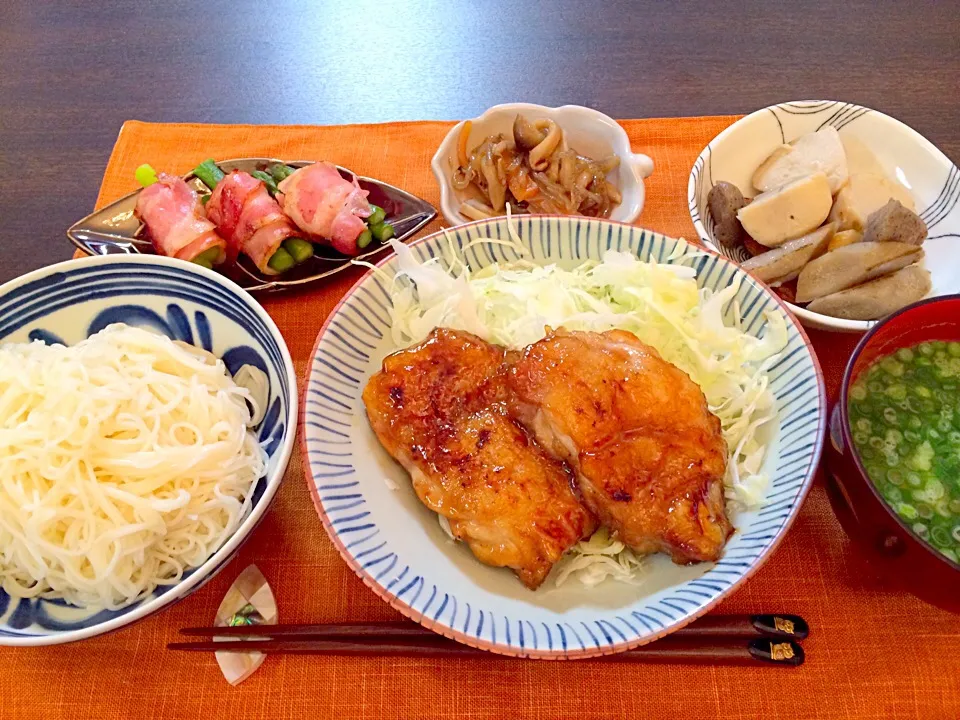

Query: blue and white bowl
[0,255,297,646]
[303,216,826,659]
[689,100,960,333]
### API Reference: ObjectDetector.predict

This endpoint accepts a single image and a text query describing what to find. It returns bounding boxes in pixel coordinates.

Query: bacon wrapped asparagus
[203,165,313,274]
[274,161,378,256]
[134,171,227,268]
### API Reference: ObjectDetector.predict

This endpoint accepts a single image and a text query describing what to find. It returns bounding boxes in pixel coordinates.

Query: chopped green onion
[896,503,918,520]
[886,384,906,401]
[357,229,373,249]
[135,164,159,188]
[931,525,952,547]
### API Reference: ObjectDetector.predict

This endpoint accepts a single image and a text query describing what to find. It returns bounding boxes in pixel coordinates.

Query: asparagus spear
[357,229,373,249]
[366,204,386,227]
[193,159,225,190]
[270,163,296,184]
[267,247,295,273]
[190,246,223,269]
[283,238,314,263]
[369,222,395,243]
[251,170,279,195]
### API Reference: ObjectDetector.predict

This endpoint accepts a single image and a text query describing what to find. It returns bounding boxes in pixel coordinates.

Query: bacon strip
[134,174,227,263]
[206,171,299,274]
[277,162,371,255]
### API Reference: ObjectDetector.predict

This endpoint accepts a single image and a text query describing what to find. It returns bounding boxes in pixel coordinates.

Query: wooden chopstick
[170,614,808,666]
[179,614,808,642]
[167,635,805,666]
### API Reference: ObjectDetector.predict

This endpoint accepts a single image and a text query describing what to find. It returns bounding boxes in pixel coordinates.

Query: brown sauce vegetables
[452,114,622,219]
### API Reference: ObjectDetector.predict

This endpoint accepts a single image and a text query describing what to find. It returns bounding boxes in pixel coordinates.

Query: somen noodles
[0,324,266,609]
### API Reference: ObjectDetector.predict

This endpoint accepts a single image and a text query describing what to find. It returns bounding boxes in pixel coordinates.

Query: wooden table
[1,0,959,284]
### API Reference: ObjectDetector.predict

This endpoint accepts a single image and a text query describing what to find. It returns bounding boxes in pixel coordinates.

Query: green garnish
[135,164,159,188]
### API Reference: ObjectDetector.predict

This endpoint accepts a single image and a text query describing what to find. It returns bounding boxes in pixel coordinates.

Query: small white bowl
[688,100,960,333]
[432,103,654,226]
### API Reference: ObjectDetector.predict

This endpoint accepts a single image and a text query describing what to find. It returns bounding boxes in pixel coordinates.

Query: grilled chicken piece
[362,328,597,589]
[508,328,731,564]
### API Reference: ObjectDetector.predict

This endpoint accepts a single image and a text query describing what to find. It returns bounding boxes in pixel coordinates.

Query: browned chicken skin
[362,328,598,589]
[508,329,731,564]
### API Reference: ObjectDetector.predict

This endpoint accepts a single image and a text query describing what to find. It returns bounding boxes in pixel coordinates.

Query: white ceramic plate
[431,103,654,226]
[688,100,960,333]
[302,216,826,659]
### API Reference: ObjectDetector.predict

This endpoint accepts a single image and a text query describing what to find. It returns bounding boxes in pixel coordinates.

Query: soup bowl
[826,294,960,612]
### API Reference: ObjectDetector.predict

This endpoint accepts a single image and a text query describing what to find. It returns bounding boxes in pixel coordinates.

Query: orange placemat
[8,118,959,719]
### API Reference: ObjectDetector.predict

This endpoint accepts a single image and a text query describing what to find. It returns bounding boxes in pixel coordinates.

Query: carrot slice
[457,121,473,167]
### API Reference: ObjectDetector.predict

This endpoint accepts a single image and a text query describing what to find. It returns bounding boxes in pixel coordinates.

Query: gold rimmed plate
[67,158,437,292]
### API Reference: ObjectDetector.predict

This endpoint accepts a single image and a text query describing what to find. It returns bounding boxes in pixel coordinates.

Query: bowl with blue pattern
[689,100,960,333]
[303,216,826,659]
[0,255,297,646]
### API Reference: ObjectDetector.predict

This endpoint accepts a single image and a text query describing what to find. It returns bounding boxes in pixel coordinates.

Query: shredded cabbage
[367,223,787,588]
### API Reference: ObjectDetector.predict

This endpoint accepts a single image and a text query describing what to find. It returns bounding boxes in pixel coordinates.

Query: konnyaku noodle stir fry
[452,114,622,219]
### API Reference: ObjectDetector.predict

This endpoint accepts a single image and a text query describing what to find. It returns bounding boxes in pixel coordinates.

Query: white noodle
[0,324,266,609]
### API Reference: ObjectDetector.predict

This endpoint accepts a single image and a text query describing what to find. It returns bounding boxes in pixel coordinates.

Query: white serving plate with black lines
[302,216,826,659]
[688,100,960,333]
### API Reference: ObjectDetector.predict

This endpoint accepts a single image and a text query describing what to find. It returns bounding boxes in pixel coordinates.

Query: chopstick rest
[212,565,277,686]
